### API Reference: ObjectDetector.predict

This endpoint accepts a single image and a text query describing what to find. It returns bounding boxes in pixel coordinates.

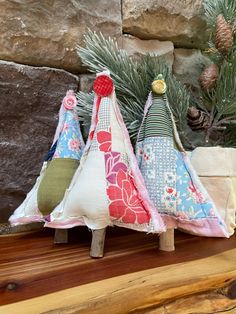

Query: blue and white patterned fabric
[175,151,216,220]
[136,137,177,214]
[53,110,84,160]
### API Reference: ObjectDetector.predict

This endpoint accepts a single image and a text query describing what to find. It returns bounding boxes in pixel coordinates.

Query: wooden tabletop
[0,227,236,313]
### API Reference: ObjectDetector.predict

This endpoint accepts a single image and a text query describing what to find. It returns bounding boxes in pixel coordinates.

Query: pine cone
[215,14,233,55]
[199,64,218,90]
[187,107,209,131]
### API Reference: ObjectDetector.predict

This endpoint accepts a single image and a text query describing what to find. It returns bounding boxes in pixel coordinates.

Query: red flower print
[188,183,197,194]
[97,130,111,152]
[144,154,149,161]
[107,168,150,224]
[188,181,205,204]
[166,187,174,194]
[62,122,69,132]
[68,138,80,151]
[105,152,127,184]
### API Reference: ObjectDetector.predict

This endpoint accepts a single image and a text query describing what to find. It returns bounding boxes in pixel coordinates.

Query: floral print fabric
[136,137,176,214]
[175,150,217,220]
[97,130,112,152]
[53,109,84,160]
[137,136,221,220]
[105,152,150,225]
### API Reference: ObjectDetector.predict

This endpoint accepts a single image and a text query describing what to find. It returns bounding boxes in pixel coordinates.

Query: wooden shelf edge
[1,248,236,314]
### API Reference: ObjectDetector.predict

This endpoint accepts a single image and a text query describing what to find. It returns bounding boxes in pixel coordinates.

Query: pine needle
[203,0,236,27]
[76,30,190,142]
[215,58,236,116]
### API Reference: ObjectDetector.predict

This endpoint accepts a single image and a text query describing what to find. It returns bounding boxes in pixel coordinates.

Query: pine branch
[198,57,236,142]
[222,124,236,147]
[166,75,190,133]
[203,0,236,28]
[214,58,236,117]
[76,30,191,143]
[204,41,224,64]
[76,91,94,127]
[77,30,146,106]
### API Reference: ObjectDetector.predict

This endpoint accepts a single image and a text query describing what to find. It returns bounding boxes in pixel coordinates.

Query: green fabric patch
[37,158,79,216]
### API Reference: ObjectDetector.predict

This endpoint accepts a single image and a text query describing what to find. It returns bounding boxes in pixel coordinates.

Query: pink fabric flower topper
[93,75,114,97]
[63,90,77,110]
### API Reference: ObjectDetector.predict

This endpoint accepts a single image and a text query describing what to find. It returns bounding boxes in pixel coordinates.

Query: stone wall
[0,0,208,225]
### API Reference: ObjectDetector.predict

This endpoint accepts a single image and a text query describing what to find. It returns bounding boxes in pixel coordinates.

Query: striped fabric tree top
[138,94,172,142]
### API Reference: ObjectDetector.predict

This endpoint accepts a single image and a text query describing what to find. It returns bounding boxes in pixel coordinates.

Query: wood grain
[145,289,236,314]
[1,248,236,314]
[0,227,235,307]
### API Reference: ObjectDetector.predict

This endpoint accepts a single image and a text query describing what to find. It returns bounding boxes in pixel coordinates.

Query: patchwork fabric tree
[9,90,85,226]
[46,72,166,257]
[136,75,229,238]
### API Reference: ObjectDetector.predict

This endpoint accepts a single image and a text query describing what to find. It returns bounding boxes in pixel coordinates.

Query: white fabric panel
[191,147,236,235]
[9,162,46,225]
[51,151,111,229]
[191,147,236,176]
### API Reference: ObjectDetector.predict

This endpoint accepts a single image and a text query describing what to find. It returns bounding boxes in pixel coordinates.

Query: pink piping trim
[9,215,44,226]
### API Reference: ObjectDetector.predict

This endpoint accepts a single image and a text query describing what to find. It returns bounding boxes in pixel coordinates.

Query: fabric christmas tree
[136,75,229,238]
[9,90,85,225]
[46,72,165,234]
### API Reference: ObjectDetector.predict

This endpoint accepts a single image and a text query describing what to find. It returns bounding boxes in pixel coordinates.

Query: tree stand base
[159,228,175,251]
[54,229,68,244]
[90,228,106,258]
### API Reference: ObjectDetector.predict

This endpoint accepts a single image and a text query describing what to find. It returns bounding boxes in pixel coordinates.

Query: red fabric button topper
[93,75,114,97]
